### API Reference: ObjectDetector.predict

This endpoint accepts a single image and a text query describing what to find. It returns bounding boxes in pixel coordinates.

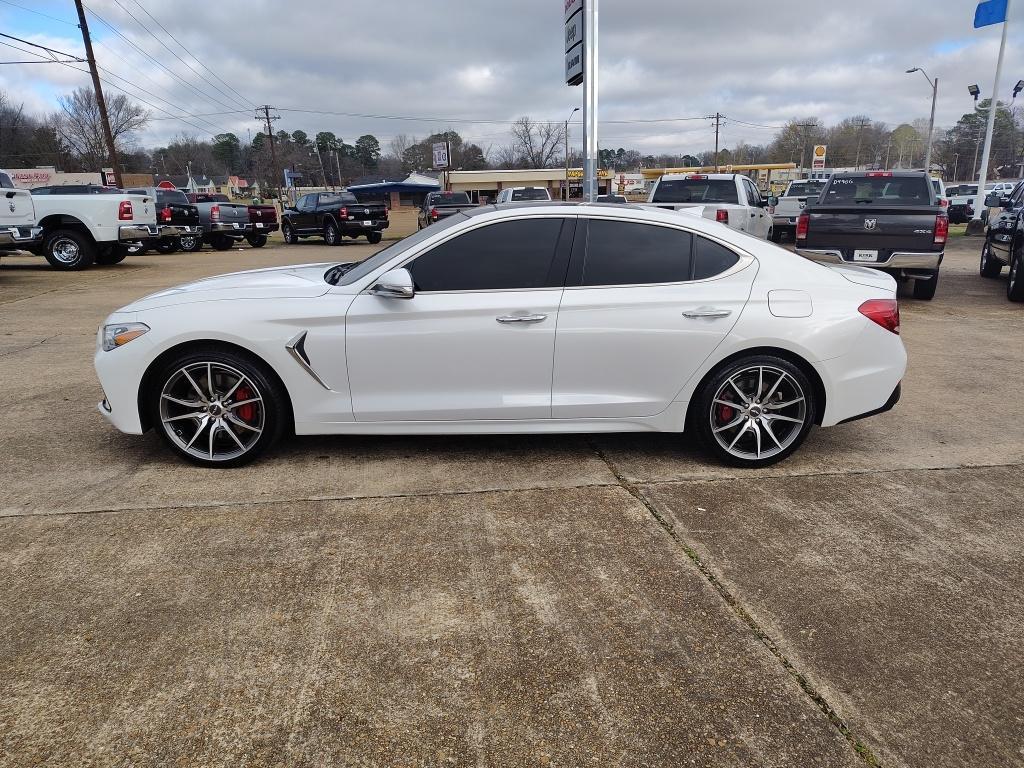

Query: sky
[0,0,1022,159]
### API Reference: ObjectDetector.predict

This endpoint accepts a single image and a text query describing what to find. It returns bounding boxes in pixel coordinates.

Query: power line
[0,32,84,61]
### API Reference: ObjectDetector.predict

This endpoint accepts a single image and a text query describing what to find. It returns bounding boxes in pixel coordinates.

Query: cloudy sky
[0,0,1021,157]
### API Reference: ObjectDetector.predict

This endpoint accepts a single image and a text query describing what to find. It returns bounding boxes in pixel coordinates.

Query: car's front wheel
[693,356,816,468]
[282,222,297,244]
[324,220,341,246]
[980,241,1002,278]
[150,348,288,467]
[1008,246,1024,302]
[367,231,382,244]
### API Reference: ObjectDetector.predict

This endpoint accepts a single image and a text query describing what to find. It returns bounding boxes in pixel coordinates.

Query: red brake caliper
[717,401,735,423]
[234,386,255,422]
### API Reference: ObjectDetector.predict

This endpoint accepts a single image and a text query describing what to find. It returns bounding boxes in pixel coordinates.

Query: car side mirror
[1001,196,1013,208]
[767,196,779,206]
[985,193,1001,207]
[370,267,414,299]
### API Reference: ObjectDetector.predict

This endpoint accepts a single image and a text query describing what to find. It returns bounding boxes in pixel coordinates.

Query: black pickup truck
[417,191,476,229]
[126,187,202,254]
[281,191,389,245]
[795,171,947,300]
[979,180,1024,301]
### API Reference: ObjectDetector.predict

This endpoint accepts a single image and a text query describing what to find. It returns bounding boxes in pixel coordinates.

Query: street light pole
[907,68,939,170]
[973,1,1010,221]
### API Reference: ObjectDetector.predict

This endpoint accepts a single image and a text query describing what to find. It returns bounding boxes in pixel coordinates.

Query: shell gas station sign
[811,144,827,170]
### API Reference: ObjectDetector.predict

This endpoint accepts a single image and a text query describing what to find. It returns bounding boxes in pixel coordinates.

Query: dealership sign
[565,0,584,86]
[432,142,450,169]
[812,144,827,169]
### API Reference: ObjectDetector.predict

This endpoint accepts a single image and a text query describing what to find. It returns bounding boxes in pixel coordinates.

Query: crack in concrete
[587,439,885,767]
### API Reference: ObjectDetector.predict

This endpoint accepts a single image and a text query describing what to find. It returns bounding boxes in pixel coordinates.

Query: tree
[510,116,566,168]
[315,131,340,152]
[291,129,309,147]
[56,87,149,170]
[387,134,414,162]
[354,134,381,169]
[212,133,241,173]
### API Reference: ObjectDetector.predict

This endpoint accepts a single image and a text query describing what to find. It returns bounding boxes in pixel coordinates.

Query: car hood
[120,263,335,311]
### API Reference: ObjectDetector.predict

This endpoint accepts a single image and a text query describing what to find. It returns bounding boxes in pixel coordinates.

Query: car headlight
[101,322,150,351]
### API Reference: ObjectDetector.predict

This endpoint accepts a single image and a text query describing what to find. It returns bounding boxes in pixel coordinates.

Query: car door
[744,178,771,238]
[344,215,574,421]
[552,217,756,418]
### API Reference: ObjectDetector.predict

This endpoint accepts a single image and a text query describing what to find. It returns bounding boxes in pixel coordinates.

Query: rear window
[319,192,358,205]
[157,190,189,205]
[822,176,932,205]
[652,179,739,204]
[510,188,550,201]
[0,172,12,189]
[785,182,825,198]
[428,191,471,205]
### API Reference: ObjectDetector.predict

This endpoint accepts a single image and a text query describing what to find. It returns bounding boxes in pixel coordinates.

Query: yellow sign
[567,169,584,179]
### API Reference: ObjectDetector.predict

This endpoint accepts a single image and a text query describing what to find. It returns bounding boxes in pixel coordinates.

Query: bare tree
[510,116,566,168]
[492,143,521,169]
[387,133,416,161]
[56,87,148,169]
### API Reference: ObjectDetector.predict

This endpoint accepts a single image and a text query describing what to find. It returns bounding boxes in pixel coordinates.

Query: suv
[495,187,552,203]
[979,180,1024,301]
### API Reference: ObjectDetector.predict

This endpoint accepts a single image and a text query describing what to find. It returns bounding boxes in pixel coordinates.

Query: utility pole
[973,0,1010,221]
[853,118,870,169]
[256,105,282,201]
[333,149,342,189]
[312,143,328,190]
[795,122,816,175]
[712,112,722,172]
[73,0,121,187]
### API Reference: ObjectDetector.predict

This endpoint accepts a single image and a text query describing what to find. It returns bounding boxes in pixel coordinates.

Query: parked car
[948,184,977,224]
[795,170,946,300]
[186,193,252,251]
[646,172,775,239]
[95,202,905,470]
[26,185,163,269]
[246,203,278,247]
[495,187,552,203]
[770,179,827,242]
[0,169,42,255]
[930,177,948,209]
[978,180,1024,300]
[281,191,388,245]
[126,187,202,254]
[417,191,476,229]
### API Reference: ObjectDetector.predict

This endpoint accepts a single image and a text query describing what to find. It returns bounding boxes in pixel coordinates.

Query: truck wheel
[245,234,268,248]
[911,271,939,301]
[44,229,95,270]
[211,235,234,251]
[768,228,781,243]
[980,241,1002,278]
[282,222,297,244]
[367,231,382,245]
[96,247,128,265]
[179,234,203,252]
[156,239,180,255]
[1008,248,1024,302]
[324,221,341,246]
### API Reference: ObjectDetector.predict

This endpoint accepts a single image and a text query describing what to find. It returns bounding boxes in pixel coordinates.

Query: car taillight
[339,206,348,219]
[866,171,893,177]
[431,207,439,221]
[715,209,729,224]
[934,213,948,245]
[939,198,948,207]
[210,205,220,221]
[796,212,809,240]
[383,207,389,219]
[159,206,172,222]
[859,299,900,335]
[118,200,133,220]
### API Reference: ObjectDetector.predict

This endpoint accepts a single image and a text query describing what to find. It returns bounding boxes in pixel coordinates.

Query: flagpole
[973,0,1010,221]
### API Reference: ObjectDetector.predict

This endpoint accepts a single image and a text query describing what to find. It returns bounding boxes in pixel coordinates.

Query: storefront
[448,168,614,203]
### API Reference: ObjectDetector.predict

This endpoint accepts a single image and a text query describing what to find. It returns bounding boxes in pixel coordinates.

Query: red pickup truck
[246,203,278,248]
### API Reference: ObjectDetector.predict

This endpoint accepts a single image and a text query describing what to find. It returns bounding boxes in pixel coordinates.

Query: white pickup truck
[0,169,42,253]
[770,178,827,242]
[27,185,169,270]
[645,172,775,239]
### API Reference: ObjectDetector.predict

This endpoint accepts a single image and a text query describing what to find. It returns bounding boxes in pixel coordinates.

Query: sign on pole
[564,0,584,86]
[432,141,450,169]
[811,144,827,169]
[101,167,115,186]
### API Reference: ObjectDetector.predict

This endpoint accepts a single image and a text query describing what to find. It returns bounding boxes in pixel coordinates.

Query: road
[1,234,1022,767]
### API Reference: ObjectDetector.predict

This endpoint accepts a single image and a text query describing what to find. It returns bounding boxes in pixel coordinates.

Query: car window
[30,186,49,194]
[296,195,311,211]
[0,172,13,189]
[652,179,739,204]
[693,236,740,279]
[787,181,826,198]
[510,188,549,201]
[428,191,471,205]
[157,189,189,205]
[744,179,762,205]
[408,218,564,292]
[823,176,930,205]
[582,220,693,286]
[319,192,358,206]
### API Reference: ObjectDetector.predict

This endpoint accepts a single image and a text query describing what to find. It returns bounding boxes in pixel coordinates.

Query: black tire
[148,346,288,468]
[95,247,128,265]
[768,228,781,243]
[156,239,180,255]
[367,231,382,245]
[282,221,297,244]
[245,234,268,248]
[693,355,817,469]
[1008,247,1024,302]
[43,229,95,270]
[911,270,939,301]
[324,220,341,246]
[210,235,234,251]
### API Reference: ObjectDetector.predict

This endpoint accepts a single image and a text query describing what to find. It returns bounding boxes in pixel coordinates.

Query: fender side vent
[285,331,330,390]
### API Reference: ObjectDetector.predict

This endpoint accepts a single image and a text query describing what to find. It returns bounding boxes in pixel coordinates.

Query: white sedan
[95,203,906,468]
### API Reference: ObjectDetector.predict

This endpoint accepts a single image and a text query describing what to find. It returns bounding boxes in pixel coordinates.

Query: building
[348,172,440,209]
[448,168,614,203]
[5,167,101,189]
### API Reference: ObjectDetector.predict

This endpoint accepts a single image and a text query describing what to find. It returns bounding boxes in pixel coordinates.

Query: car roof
[831,170,929,178]
[659,173,739,181]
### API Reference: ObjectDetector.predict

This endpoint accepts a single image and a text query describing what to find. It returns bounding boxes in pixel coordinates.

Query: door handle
[496,313,547,323]
[682,309,732,319]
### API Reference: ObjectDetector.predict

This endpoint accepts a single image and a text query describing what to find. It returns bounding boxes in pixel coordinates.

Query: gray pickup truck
[186,193,252,251]
[795,170,947,300]
[417,191,476,229]
[770,178,827,242]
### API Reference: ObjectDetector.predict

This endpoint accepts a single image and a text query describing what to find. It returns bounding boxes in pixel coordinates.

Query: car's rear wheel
[156,239,180,255]
[1008,247,1024,302]
[980,241,1002,278]
[282,222,297,244]
[694,356,816,468]
[179,234,203,252]
[324,221,341,246]
[246,234,268,248]
[367,231,382,244]
[43,229,95,270]
[150,349,287,467]
[95,246,128,265]
[210,235,234,251]
[911,270,938,300]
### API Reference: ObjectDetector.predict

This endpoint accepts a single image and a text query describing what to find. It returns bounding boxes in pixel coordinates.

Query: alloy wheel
[158,361,265,462]
[51,237,80,264]
[708,365,808,461]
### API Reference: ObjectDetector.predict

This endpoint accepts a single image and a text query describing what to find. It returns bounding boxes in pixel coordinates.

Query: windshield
[510,188,550,201]
[157,190,189,205]
[822,176,931,205]
[319,192,358,205]
[785,182,825,198]
[961,185,978,195]
[428,191,471,205]
[652,179,739,204]
[331,212,469,286]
